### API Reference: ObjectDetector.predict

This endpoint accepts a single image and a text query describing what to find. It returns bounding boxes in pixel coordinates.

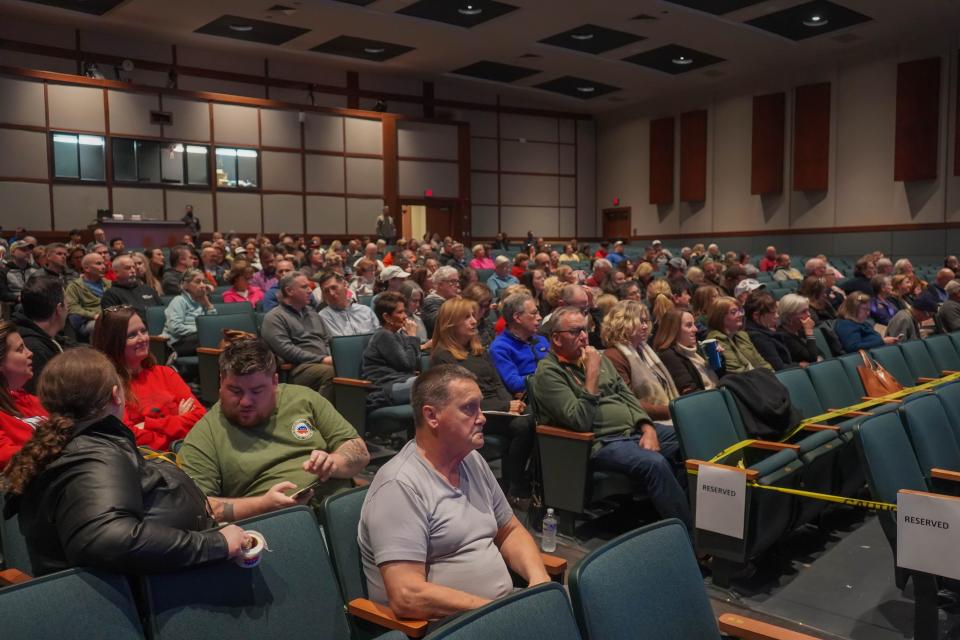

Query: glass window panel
[161,143,184,184]
[216,148,237,187]
[237,149,258,188]
[78,135,105,181]
[136,140,161,183]
[112,138,137,182]
[52,133,79,179]
[185,145,208,186]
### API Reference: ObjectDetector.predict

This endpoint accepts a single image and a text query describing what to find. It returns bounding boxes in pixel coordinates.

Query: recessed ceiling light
[570,32,594,41]
[228,23,254,32]
[363,47,386,54]
[458,5,483,15]
[577,86,596,93]
[803,14,828,27]
[672,55,693,65]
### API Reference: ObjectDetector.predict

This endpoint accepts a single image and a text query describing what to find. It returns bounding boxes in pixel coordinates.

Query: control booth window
[52,133,105,182]
[113,139,209,186]
[215,147,258,188]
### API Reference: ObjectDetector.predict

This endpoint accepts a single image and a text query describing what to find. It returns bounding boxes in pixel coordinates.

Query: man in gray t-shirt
[358,364,549,619]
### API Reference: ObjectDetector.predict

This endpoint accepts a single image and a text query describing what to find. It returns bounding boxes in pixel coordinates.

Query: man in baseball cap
[734,278,765,304]
[379,265,410,293]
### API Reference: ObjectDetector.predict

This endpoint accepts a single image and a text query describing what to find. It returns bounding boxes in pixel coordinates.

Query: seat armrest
[828,409,872,417]
[747,441,800,452]
[0,568,32,586]
[197,347,223,356]
[347,598,428,638]
[685,459,759,482]
[541,553,567,580]
[917,377,938,383]
[334,377,373,389]
[799,423,840,432]
[862,396,901,403]
[149,335,169,343]
[931,468,960,483]
[718,612,821,639]
[535,425,593,441]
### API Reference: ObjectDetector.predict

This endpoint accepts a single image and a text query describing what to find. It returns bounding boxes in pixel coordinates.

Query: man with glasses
[529,306,692,531]
[489,293,549,395]
[421,266,461,336]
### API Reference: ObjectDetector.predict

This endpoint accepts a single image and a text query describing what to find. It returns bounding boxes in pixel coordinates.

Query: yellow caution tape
[139,448,179,466]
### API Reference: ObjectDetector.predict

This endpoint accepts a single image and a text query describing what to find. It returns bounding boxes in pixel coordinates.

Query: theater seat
[869,345,918,387]
[195,313,258,405]
[923,334,960,372]
[0,497,32,576]
[898,394,960,489]
[899,339,945,380]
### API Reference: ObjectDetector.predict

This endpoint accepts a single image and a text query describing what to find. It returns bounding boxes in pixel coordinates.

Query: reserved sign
[897,490,960,580]
[695,464,746,539]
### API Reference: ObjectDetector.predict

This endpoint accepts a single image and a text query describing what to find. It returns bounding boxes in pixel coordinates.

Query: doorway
[401,199,465,242]
[602,207,632,240]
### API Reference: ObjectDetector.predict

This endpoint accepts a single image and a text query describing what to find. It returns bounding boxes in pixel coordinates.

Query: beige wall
[597,39,960,238]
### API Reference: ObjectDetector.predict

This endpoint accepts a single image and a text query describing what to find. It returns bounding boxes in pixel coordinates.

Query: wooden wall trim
[630,220,960,241]
[792,82,831,192]
[649,117,675,205]
[751,92,785,195]
[382,115,398,225]
[679,110,707,202]
[458,123,471,239]
[894,57,941,182]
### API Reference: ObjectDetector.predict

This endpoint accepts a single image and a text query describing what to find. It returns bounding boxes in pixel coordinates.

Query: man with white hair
[875,258,893,277]
[937,280,960,332]
[894,258,914,276]
[804,257,826,278]
[585,258,612,289]
[487,255,518,299]
[421,265,461,336]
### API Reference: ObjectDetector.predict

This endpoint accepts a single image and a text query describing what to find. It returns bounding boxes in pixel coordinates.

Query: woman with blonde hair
[602,301,678,421]
[654,309,720,395]
[132,251,163,296]
[646,279,675,325]
[430,298,533,502]
[2,347,246,576]
[705,296,772,373]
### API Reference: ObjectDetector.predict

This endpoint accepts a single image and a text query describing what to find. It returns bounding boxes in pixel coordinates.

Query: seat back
[141,506,352,640]
[775,367,825,418]
[899,339,941,380]
[330,333,374,379]
[924,334,960,372]
[213,302,253,316]
[837,353,869,398]
[854,412,927,505]
[948,332,960,360]
[813,327,834,360]
[935,382,960,445]
[320,486,368,602]
[145,305,166,335]
[806,359,861,408]
[569,520,718,640]
[196,313,257,349]
[424,582,582,640]
[1,568,143,640]
[899,394,960,481]
[869,345,916,386]
[669,389,744,461]
[0,497,32,575]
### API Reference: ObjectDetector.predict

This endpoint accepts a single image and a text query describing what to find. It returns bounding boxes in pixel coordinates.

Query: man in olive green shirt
[529,306,691,530]
[180,339,370,522]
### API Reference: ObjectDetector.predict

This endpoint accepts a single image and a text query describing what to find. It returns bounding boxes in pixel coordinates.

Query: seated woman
[350,258,377,298]
[519,268,547,316]
[511,253,529,279]
[399,280,429,344]
[361,292,421,411]
[430,298,533,502]
[743,292,794,371]
[1,348,246,576]
[132,251,164,297]
[705,296,772,373]
[777,294,822,366]
[799,276,836,324]
[601,300,678,422]
[0,322,47,468]
[869,276,900,326]
[835,292,897,352]
[891,274,915,311]
[469,244,495,270]
[162,268,217,357]
[653,309,720,395]
[222,266,263,308]
[93,306,205,452]
[461,283,496,347]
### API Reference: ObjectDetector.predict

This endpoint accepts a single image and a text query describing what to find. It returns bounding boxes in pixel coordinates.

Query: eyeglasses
[553,327,587,337]
[103,305,133,313]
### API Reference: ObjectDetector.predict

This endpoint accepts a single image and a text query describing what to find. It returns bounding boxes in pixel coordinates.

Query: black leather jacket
[3,414,227,576]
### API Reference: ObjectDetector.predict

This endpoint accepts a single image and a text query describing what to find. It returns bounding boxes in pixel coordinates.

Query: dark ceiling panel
[745,0,871,41]
[662,0,767,15]
[311,35,414,62]
[397,0,518,28]
[194,14,310,45]
[538,23,645,55]
[534,76,619,99]
[18,0,124,15]
[453,60,540,83]
[624,44,725,74]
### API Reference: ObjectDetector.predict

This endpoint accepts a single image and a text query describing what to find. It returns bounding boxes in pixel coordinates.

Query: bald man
[100,254,161,321]
[64,252,111,338]
[927,268,955,303]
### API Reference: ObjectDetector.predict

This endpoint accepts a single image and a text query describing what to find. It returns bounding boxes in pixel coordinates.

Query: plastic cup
[701,339,723,371]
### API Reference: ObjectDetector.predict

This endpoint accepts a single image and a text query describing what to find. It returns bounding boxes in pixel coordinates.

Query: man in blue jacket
[490,293,549,395]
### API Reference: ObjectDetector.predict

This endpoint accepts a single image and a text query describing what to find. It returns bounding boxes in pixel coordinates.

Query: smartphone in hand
[290,479,323,501]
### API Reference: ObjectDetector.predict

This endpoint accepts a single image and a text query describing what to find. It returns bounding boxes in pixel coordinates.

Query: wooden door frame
[601,206,632,240]
[399,197,466,242]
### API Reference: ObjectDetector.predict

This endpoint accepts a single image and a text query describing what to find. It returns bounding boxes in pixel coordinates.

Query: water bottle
[541,508,557,552]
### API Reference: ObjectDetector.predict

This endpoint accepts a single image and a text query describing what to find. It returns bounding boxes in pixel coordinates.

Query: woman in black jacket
[653,309,720,395]
[743,291,794,371]
[776,293,822,366]
[430,298,533,502]
[1,347,246,577]
[361,292,421,411]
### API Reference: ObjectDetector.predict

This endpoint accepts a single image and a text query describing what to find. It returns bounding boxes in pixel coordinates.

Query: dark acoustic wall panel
[680,110,707,202]
[894,57,941,182]
[751,92,785,195]
[649,117,675,205]
[956,52,960,176]
[793,82,831,192]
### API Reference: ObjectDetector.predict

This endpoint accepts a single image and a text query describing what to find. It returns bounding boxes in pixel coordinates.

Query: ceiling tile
[539,23,645,55]
[453,60,540,83]
[624,44,725,74]
[311,36,414,62]
[18,0,124,15]
[662,0,768,15]
[397,0,518,28]
[745,0,871,41]
[534,76,619,100]
[194,14,310,45]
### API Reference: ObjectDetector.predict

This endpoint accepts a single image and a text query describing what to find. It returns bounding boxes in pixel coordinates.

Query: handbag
[857,349,903,397]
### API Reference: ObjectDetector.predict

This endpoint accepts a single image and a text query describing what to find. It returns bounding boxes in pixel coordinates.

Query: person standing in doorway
[375,205,397,245]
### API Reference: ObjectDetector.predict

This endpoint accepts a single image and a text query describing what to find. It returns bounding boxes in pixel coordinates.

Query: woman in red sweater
[0,322,47,468]
[92,306,205,451]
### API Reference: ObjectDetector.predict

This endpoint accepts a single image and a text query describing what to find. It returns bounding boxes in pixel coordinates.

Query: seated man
[489,292,549,395]
[316,271,379,337]
[486,255,518,300]
[100,254,161,320]
[772,254,803,282]
[886,291,938,341]
[260,258,296,312]
[13,274,76,393]
[180,338,370,521]
[359,364,550,619]
[530,306,692,530]
[938,280,960,333]
[65,252,111,338]
[261,272,335,399]
[421,266,461,337]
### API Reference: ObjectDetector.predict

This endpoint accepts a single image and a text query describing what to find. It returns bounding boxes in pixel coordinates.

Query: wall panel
[500,141,559,174]
[0,182,50,230]
[165,190,212,229]
[793,83,831,192]
[344,118,382,155]
[751,92,785,195]
[163,98,210,142]
[680,110,707,202]
[212,104,258,145]
[501,206,558,237]
[894,57,941,182]
[306,195,346,234]
[500,115,558,142]
[0,129,47,179]
[471,172,498,205]
[304,113,344,152]
[52,184,108,230]
[263,194,304,234]
[398,121,457,159]
[471,138,497,171]
[398,161,458,198]
[261,151,303,191]
[47,85,105,132]
[260,108,301,149]
[345,158,383,195]
[501,174,559,206]
[577,120,597,237]
[305,154,345,193]
[346,197,383,235]
[216,192,261,233]
[471,205,498,238]
[0,77,45,126]
[112,187,163,217]
[108,90,161,137]
[649,117,674,205]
